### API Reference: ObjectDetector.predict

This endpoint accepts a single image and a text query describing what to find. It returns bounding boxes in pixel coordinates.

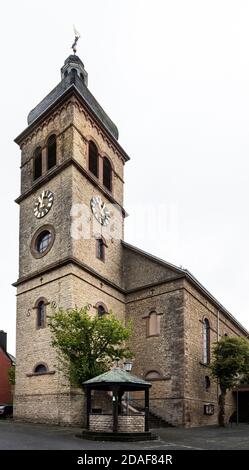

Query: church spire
[24,38,119,140]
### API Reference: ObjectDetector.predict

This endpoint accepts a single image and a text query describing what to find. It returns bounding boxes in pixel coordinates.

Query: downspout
[217,310,220,402]
[217,309,220,342]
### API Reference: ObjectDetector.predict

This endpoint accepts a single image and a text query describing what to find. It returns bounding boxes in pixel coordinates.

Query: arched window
[47,134,57,170]
[145,371,162,381]
[34,146,42,180]
[37,301,46,329]
[96,237,106,261]
[147,311,160,337]
[34,363,48,374]
[97,304,107,318]
[203,318,210,364]
[205,376,211,391]
[89,141,99,178]
[103,157,112,191]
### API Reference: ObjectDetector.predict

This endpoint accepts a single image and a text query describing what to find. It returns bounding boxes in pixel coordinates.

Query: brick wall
[89,414,145,432]
[14,390,85,426]
[89,414,112,432]
[0,349,12,404]
[118,415,145,432]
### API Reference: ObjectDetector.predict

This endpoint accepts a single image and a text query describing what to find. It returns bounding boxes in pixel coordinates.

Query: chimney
[0,330,7,352]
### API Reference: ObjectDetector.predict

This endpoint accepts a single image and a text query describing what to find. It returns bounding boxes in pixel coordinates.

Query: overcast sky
[1,1,249,355]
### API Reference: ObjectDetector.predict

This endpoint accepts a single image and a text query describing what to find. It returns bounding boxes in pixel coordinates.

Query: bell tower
[14,53,130,425]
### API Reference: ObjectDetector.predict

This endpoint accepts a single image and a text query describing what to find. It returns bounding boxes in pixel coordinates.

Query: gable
[122,242,184,291]
[0,347,11,366]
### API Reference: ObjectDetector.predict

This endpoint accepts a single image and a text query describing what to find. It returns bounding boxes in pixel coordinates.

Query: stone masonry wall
[18,166,73,279]
[183,279,247,427]
[71,167,124,288]
[122,245,181,291]
[15,261,125,425]
[20,102,75,195]
[126,278,186,427]
[15,91,127,426]
[123,246,248,428]
[72,102,125,207]
[15,268,76,424]
[90,414,113,432]
[89,414,145,433]
[19,98,125,207]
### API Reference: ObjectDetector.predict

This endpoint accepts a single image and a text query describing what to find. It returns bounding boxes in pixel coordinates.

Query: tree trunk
[218,389,226,427]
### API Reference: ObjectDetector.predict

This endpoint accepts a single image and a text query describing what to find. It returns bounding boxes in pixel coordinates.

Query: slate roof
[84,367,151,387]
[0,347,15,364]
[27,57,119,141]
[7,353,16,364]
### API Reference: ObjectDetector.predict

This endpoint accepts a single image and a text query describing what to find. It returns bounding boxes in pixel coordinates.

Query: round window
[36,231,52,254]
[31,225,55,258]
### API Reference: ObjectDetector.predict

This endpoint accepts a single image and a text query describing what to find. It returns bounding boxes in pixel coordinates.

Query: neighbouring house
[0,331,15,404]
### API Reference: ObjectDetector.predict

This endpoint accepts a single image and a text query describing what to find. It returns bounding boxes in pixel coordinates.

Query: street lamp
[114,357,120,368]
[123,360,133,415]
[124,359,133,372]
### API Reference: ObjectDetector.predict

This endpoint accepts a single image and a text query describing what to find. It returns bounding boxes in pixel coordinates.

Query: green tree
[48,306,133,388]
[8,365,15,386]
[210,336,249,426]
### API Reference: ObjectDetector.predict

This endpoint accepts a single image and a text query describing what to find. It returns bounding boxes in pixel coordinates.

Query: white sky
[1,0,249,355]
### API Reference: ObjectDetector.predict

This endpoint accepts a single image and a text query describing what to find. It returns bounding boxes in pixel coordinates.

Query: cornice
[15,157,128,217]
[13,256,187,297]
[14,250,247,337]
[122,242,249,336]
[13,256,126,294]
[16,100,74,149]
[183,278,249,337]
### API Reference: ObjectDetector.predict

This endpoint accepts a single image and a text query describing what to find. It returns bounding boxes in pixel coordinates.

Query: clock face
[34,190,54,219]
[90,196,110,226]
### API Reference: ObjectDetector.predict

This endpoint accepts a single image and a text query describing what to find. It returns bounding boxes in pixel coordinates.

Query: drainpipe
[217,310,220,403]
[217,309,220,342]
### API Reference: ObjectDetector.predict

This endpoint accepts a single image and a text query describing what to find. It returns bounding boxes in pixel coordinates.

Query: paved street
[0,420,249,450]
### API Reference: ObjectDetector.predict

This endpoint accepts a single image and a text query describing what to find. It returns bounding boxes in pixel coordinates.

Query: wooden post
[86,388,91,430]
[113,387,119,433]
[145,388,149,432]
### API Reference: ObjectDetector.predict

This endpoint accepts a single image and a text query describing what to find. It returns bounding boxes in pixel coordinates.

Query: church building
[14,50,248,427]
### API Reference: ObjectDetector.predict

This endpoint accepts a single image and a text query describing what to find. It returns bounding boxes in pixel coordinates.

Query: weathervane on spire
[71,25,81,54]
